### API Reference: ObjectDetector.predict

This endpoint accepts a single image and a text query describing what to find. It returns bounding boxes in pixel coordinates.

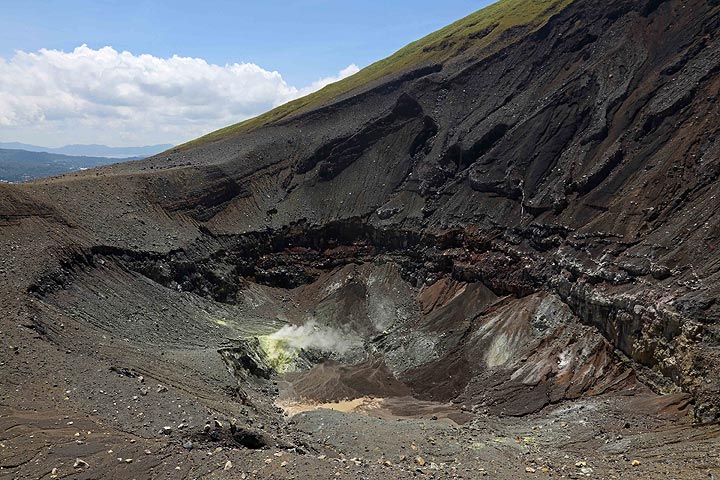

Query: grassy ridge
[176,0,574,151]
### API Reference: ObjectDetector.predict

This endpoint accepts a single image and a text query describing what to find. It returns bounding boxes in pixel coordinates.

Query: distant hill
[0,142,173,158]
[0,148,130,183]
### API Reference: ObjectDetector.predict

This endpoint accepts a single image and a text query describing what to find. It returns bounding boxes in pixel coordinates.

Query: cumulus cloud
[0,45,359,146]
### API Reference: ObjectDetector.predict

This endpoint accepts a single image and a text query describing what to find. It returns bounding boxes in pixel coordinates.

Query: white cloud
[296,63,360,98]
[0,45,359,146]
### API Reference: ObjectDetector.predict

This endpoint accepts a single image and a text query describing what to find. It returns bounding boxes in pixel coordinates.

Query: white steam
[259,321,362,373]
[268,321,360,354]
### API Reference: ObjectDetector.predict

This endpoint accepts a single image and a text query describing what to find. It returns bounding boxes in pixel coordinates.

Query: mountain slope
[2,0,720,478]
[177,0,574,149]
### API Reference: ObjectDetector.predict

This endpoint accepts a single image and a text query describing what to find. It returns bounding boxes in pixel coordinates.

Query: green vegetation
[176,0,575,151]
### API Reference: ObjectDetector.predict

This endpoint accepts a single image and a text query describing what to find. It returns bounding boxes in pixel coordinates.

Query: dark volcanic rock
[2,0,720,478]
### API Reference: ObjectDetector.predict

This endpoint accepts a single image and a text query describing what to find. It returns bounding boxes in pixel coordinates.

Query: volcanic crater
[2,0,720,478]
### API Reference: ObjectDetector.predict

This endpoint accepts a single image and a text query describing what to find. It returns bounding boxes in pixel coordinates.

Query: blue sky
[0,1,495,146]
